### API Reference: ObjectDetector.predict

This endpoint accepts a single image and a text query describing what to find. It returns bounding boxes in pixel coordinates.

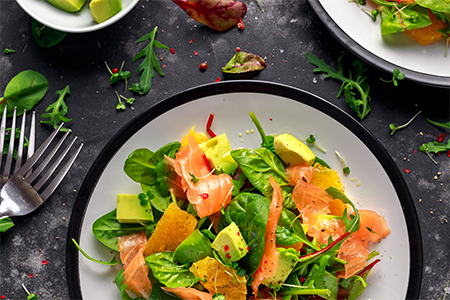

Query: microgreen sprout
[306,134,326,153]
[105,61,131,92]
[438,28,450,58]
[115,91,126,111]
[190,172,199,184]
[443,280,449,300]
[335,151,350,174]
[4,48,15,54]
[389,110,421,135]
[120,94,135,106]
[213,293,226,300]
[22,283,39,300]
[381,68,405,86]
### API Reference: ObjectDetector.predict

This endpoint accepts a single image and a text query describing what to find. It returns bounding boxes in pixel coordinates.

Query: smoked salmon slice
[118,231,152,299]
[161,286,213,300]
[167,135,234,218]
[337,231,369,279]
[251,177,283,296]
[286,164,315,185]
[357,209,391,248]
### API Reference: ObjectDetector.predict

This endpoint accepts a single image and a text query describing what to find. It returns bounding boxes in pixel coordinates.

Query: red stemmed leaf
[172,0,247,31]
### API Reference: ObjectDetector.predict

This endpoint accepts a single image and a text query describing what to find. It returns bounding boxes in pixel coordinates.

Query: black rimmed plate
[66,80,422,299]
[308,0,450,88]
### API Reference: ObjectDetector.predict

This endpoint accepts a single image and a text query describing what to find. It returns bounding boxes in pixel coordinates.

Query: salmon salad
[84,112,391,300]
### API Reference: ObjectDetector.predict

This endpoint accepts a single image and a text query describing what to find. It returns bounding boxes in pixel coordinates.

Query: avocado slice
[262,247,299,288]
[173,229,213,265]
[116,194,154,224]
[198,133,238,174]
[47,0,87,12]
[274,133,316,166]
[90,0,122,24]
[211,222,248,265]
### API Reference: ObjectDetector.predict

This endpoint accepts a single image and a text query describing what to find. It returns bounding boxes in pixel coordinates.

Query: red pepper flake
[215,77,221,82]
[447,150,450,157]
[264,260,268,264]
[237,231,240,236]
[200,193,209,199]
[269,118,273,121]
[1,295,5,299]
[226,253,231,259]
[237,18,245,30]
[224,245,229,252]
[170,48,175,54]
[437,152,441,156]
[189,38,194,44]
[404,168,411,173]
[41,259,48,265]
[284,60,288,63]
[194,50,198,56]
[299,277,306,284]
[437,133,445,143]
[29,273,33,278]
[236,47,241,52]
[414,150,417,153]
[163,64,166,68]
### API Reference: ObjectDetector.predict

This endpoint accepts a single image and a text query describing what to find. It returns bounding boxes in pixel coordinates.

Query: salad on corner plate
[75,112,391,300]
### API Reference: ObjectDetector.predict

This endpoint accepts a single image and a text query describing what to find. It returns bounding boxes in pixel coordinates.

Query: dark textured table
[1,0,449,299]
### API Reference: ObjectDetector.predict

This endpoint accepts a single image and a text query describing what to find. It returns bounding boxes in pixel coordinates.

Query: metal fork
[0,106,35,191]
[0,121,83,219]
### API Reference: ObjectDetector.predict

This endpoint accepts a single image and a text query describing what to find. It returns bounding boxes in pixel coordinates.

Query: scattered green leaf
[4,48,15,54]
[130,27,169,95]
[389,110,421,136]
[0,217,14,232]
[335,151,350,174]
[419,140,450,164]
[438,27,450,57]
[115,91,126,111]
[306,134,326,153]
[426,118,450,129]
[305,53,371,120]
[105,61,131,92]
[40,85,72,132]
[381,68,405,86]
[31,19,67,48]
[222,52,267,79]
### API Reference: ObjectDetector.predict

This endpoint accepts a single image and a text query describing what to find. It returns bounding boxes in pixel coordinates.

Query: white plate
[66,81,422,299]
[15,0,139,33]
[309,0,450,88]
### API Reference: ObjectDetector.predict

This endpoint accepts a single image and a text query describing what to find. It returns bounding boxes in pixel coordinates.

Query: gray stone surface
[0,0,449,299]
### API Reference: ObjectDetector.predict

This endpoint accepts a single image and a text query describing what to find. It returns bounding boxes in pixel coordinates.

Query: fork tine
[2,107,17,180]
[32,136,77,191]
[14,109,27,174]
[16,122,64,177]
[0,105,7,170]
[39,141,83,201]
[24,111,36,179]
[25,129,71,184]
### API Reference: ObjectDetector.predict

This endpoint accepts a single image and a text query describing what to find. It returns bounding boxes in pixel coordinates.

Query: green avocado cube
[47,0,87,12]
[211,222,248,265]
[174,229,213,265]
[262,247,299,288]
[116,194,153,224]
[198,133,238,174]
[90,0,122,24]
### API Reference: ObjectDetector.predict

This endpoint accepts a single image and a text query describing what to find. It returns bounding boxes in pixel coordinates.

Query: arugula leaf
[0,217,14,232]
[40,85,72,132]
[419,140,450,154]
[130,27,170,95]
[305,53,371,120]
[426,118,450,129]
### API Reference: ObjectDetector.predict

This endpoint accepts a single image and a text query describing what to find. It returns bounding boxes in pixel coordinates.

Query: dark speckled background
[0,0,449,299]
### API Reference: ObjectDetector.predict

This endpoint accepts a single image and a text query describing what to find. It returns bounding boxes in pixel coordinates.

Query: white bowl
[15,0,140,33]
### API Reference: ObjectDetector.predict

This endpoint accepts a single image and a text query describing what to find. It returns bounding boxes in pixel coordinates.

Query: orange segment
[144,203,197,257]
[405,9,447,45]
[310,163,345,193]
[190,256,247,300]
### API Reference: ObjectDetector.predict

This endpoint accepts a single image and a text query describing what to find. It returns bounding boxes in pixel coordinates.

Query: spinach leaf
[145,252,198,288]
[314,156,331,169]
[141,183,171,213]
[220,192,270,274]
[230,148,288,198]
[0,70,49,117]
[130,27,170,95]
[338,275,368,300]
[415,0,450,13]
[92,209,147,251]
[380,6,432,35]
[40,85,72,132]
[303,259,338,299]
[0,217,14,232]
[31,19,67,48]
